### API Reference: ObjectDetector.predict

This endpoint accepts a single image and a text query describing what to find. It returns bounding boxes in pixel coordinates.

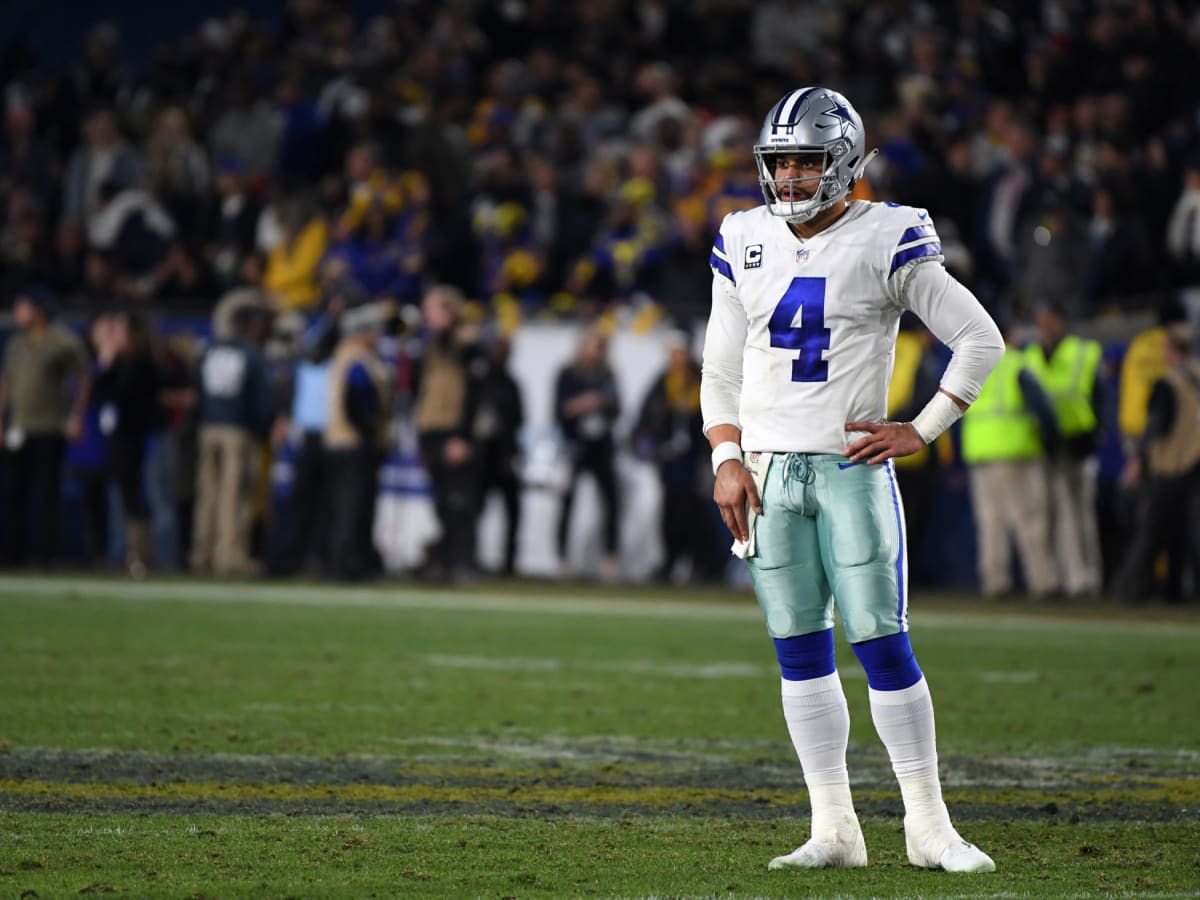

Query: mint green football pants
[746,453,909,644]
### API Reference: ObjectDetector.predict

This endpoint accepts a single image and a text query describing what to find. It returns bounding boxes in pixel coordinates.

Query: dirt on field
[2,746,1195,822]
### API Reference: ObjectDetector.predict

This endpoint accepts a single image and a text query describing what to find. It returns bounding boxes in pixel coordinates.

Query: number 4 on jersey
[768,277,831,382]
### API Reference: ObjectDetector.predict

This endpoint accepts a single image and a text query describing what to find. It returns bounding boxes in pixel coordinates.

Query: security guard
[962,315,1061,597]
[1024,302,1109,598]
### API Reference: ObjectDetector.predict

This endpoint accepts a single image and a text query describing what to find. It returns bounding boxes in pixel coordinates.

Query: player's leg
[748,456,865,869]
[815,458,994,874]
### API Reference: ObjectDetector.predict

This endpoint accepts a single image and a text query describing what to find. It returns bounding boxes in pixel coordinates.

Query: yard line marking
[0,576,1197,636]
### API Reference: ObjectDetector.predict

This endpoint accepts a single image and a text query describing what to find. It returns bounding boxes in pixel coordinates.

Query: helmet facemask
[754,140,857,224]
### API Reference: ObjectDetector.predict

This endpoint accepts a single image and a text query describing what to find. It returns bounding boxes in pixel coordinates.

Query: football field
[1,575,1198,898]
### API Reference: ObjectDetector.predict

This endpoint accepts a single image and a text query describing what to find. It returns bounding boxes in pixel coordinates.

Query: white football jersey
[701,200,995,454]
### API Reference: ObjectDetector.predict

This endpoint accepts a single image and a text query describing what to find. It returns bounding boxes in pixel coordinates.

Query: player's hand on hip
[843,420,926,464]
[713,461,762,543]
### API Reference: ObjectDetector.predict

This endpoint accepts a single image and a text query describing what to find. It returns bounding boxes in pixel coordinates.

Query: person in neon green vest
[962,313,1061,598]
[1024,302,1112,598]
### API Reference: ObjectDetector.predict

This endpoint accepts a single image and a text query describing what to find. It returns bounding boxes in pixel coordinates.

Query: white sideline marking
[978,670,1040,684]
[0,575,1197,636]
[424,653,771,679]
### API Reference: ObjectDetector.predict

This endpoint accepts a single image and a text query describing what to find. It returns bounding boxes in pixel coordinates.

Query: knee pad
[851,631,922,691]
[774,628,836,681]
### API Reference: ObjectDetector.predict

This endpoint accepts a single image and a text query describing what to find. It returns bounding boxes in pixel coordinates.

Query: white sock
[781,673,858,842]
[868,677,954,838]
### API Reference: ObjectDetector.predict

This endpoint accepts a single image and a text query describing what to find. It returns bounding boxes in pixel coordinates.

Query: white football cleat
[906,826,995,873]
[768,816,867,870]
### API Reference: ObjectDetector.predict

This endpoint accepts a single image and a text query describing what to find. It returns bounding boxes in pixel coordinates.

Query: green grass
[1,576,1198,897]
[4,815,1198,899]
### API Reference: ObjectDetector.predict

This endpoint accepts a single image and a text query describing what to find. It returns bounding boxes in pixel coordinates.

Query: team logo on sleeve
[744,245,763,269]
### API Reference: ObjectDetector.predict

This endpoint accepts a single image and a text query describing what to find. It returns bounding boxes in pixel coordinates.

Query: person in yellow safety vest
[1113,323,1200,604]
[1117,308,1177,451]
[961,315,1062,598]
[1024,301,1112,598]
[886,316,949,587]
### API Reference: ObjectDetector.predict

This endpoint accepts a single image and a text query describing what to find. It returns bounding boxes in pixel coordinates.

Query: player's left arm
[845,259,1003,464]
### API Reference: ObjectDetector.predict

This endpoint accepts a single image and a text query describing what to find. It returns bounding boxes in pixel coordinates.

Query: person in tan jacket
[323,300,392,580]
[414,285,483,582]
[1113,323,1200,604]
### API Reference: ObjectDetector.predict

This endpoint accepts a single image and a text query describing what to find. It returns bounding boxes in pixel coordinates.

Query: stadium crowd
[1,1,1199,601]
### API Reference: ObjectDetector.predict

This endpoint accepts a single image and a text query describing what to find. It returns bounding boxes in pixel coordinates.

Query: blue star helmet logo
[816,95,856,136]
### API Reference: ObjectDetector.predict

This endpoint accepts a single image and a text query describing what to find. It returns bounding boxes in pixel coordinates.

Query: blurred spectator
[632,330,718,584]
[566,178,669,310]
[273,70,325,188]
[1113,323,1200,604]
[85,178,177,300]
[92,310,162,575]
[325,182,428,302]
[63,330,111,566]
[65,23,131,117]
[415,285,482,583]
[324,300,392,581]
[207,82,280,183]
[1166,158,1200,288]
[61,109,143,254]
[1026,302,1109,598]
[205,156,262,291]
[979,118,1039,292]
[146,328,195,571]
[191,301,272,575]
[145,106,210,240]
[0,286,90,565]
[261,192,329,311]
[1013,187,1089,318]
[1118,299,1187,456]
[1083,183,1160,312]
[555,326,620,580]
[628,62,690,147]
[472,331,524,576]
[267,300,342,578]
[0,187,56,296]
[474,201,545,313]
[0,85,57,216]
[962,315,1061,598]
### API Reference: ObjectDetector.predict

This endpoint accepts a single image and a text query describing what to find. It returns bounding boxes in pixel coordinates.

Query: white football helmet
[754,87,878,224]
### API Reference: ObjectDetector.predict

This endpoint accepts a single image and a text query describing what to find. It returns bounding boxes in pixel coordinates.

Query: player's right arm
[701,226,761,541]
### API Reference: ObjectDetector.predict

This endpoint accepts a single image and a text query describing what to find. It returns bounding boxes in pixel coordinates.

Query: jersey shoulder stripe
[889,240,943,275]
[711,206,769,284]
[877,203,943,277]
[710,230,735,283]
[710,249,736,283]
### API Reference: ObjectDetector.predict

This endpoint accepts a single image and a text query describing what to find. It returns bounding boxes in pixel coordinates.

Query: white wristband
[711,441,743,475]
[910,391,963,444]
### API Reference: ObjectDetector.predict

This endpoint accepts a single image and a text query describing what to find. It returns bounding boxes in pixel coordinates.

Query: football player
[700,87,1003,874]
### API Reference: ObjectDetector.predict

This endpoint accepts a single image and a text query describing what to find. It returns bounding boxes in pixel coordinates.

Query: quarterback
[701,87,1004,874]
